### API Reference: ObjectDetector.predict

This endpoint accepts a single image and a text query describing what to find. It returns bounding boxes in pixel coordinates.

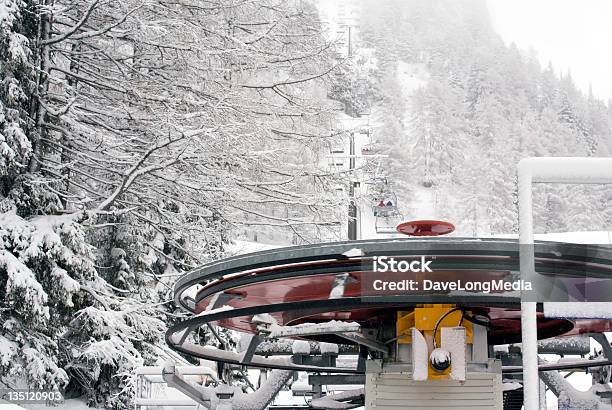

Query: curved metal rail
[167,238,612,374]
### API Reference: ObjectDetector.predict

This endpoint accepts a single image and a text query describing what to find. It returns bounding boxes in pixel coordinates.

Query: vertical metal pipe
[518,159,539,410]
[517,156,612,410]
[348,133,357,240]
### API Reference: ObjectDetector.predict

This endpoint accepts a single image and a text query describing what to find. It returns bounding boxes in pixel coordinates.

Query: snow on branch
[41,0,99,45]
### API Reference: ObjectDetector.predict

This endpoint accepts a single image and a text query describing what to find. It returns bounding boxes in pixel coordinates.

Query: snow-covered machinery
[149,158,612,409]
[160,236,612,410]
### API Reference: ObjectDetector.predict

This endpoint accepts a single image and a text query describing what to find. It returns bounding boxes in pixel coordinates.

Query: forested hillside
[359,0,612,235]
[0,1,345,407]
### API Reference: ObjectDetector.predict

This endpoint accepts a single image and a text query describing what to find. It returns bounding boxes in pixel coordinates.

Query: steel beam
[162,362,212,409]
[590,333,612,360]
[335,332,389,356]
[308,374,366,385]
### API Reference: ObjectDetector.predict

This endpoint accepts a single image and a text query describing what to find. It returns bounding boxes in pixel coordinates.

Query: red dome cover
[396,220,455,236]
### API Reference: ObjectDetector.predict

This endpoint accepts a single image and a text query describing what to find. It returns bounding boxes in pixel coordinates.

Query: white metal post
[518,159,539,410]
[518,157,612,410]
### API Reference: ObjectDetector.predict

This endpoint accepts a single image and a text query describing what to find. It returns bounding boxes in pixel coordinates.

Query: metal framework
[166,238,612,397]
[134,366,220,408]
[518,157,612,410]
[157,155,612,408]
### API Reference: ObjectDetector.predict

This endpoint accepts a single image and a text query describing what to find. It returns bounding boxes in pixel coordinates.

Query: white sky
[487,0,612,102]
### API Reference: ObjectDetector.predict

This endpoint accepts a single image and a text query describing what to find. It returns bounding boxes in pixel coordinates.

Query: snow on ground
[394,61,441,223]
[226,239,286,256]
[397,61,430,95]
[404,183,439,220]
[17,399,96,410]
[0,404,25,410]
[366,60,435,230]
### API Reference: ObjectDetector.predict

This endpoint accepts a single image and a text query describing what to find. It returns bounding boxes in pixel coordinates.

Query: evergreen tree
[1,0,343,407]
[359,0,612,235]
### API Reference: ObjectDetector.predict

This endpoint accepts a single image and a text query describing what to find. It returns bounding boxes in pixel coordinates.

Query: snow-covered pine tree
[0,0,82,397]
[2,0,345,407]
[0,0,38,214]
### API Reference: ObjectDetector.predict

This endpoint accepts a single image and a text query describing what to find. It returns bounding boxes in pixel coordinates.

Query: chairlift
[371,192,398,218]
[329,142,345,155]
[375,214,403,234]
[373,197,402,234]
[361,144,374,155]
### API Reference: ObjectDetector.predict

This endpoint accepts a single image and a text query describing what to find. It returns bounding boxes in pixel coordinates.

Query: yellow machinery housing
[397,305,473,379]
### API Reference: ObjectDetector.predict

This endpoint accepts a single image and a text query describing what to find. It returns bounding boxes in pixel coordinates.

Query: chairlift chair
[375,214,403,234]
[361,144,374,156]
[371,192,398,218]
[374,199,402,234]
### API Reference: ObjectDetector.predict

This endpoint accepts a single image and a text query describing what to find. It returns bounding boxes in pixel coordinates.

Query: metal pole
[518,160,538,410]
[348,26,352,57]
[348,132,357,240]
[518,157,612,410]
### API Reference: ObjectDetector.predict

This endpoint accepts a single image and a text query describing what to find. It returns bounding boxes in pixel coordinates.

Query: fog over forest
[354,0,612,236]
